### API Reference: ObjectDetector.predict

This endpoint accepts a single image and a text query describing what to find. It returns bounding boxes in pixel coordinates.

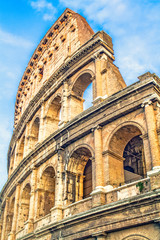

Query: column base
[58,121,68,128]
[91,186,106,207]
[104,185,114,192]
[147,166,160,176]
[93,96,104,105]
[51,205,63,223]
[147,166,160,190]
[8,232,15,240]
[24,219,34,234]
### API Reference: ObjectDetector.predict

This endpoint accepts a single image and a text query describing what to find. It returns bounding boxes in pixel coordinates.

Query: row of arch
[5,123,148,238]
[6,158,92,236]
[10,72,94,173]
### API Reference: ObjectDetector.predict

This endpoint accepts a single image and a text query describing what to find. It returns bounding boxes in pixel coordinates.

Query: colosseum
[0,8,160,240]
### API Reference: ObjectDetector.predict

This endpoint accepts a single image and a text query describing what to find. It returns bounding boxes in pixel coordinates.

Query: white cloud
[43,13,54,21]
[30,0,56,21]
[0,28,34,48]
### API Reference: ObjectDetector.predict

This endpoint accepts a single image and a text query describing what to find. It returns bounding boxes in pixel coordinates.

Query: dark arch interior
[123,135,145,183]
[72,73,92,97]
[83,159,92,199]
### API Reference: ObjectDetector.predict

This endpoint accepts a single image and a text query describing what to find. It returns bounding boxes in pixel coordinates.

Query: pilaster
[38,101,45,142]
[60,80,69,126]
[93,125,104,188]
[142,99,160,171]
[1,198,9,240]
[93,52,108,105]
[51,149,63,222]
[9,184,20,240]
[28,168,37,232]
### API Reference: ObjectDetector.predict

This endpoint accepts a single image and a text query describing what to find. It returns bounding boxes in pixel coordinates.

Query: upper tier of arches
[14,8,94,128]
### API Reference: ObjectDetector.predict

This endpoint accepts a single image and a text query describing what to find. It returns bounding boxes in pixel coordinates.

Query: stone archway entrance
[108,124,146,186]
[67,147,93,203]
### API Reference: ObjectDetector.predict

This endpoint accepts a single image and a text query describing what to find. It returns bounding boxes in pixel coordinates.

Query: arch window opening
[6,198,15,237]
[45,95,61,136]
[30,117,40,149]
[67,147,93,203]
[123,135,145,183]
[83,82,93,110]
[18,184,31,230]
[17,136,25,165]
[108,125,146,186]
[71,73,93,117]
[37,166,55,218]
[83,159,92,199]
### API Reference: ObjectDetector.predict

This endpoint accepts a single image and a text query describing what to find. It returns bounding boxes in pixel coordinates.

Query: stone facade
[0,8,160,240]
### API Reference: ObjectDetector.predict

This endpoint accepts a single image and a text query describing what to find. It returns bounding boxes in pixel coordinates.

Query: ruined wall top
[14,8,94,128]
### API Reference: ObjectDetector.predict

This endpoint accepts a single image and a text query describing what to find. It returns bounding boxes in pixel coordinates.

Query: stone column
[13,144,19,170]
[1,198,9,240]
[9,184,20,240]
[55,150,63,207]
[91,126,106,207]
[95,56,103,98]
[28,168,37,233]
[75,174,79,202]
[8,154,15,177]
[38,101,45,142]
[79,175,84,200]
[142,100,160,170]
[94,126,104,187]
[93,53,108,105]
[23,123,30,157]
[60,81,69,126]
[68,94,84,120]
[51,150,63,222]
[141,134,152,172]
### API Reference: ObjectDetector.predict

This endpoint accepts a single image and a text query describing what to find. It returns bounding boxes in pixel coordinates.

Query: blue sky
[0,0,160,191]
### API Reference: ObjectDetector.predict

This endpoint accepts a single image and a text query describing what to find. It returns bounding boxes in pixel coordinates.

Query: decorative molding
[102,149,124,161]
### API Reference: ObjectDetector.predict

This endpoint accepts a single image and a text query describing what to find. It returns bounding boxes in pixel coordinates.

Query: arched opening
[123,135,144,183]
[83,159,92,199]
[6,198,15,237]
[29,117,40,149]
[108,125,146,186]
[9,150,15,176]
[18,184,31,230]
[67,147,93,203]
[70,73,93,118]
[45,95,61,137]
[37,166,55,218]
[16,136,25,165]
[83,82,93,110]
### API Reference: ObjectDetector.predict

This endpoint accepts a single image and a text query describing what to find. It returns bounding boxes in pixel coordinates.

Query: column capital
[63,78,69,84]
[92,125,102,132]
[5,197,9,203]
[15,182,20,187]
[141,94,160,108]
[92,230,107,237]
[141,99,153,108]
[90,76,96,81]
[31,166,37,171]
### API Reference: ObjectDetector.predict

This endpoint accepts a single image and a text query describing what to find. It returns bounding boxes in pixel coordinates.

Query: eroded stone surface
[1,8,160,240]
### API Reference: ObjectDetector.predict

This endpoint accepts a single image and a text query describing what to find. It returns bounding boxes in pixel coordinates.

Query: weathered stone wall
[1,8,160,240]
